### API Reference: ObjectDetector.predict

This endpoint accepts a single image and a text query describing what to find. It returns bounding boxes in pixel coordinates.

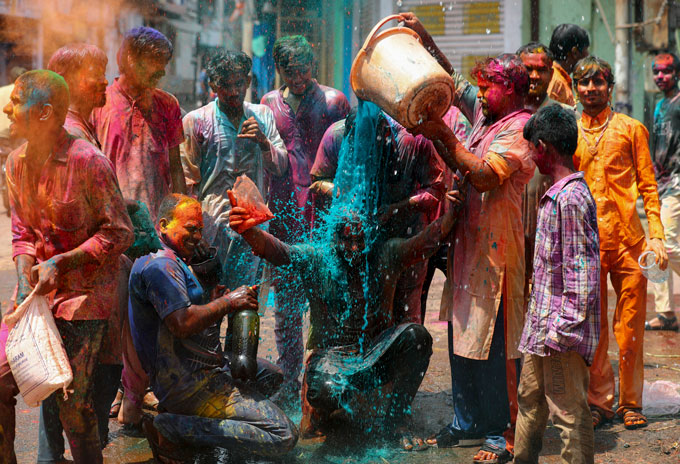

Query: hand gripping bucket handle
[359,14,421,53]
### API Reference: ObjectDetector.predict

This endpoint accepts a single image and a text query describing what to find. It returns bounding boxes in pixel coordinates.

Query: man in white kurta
[181,50,288,290]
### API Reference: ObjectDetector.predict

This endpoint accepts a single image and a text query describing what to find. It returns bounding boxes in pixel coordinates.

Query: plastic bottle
[230,308,260,382]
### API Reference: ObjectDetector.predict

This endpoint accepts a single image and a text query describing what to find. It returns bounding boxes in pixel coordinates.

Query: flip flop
[473,443,513,464]
[399,430,429,451]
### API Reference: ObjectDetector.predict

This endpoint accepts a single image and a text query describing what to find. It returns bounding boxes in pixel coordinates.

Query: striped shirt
[518,171,601,365]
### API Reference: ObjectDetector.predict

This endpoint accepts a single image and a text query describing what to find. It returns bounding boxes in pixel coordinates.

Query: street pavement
[0,208,678,463]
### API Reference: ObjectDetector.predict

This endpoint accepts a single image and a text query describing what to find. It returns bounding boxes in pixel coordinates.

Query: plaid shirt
[518,172,601,365]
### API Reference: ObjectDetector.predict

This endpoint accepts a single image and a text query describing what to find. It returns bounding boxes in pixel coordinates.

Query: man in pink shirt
[402,13,536,464]
[0,70,133,464]
[92,26,186,220]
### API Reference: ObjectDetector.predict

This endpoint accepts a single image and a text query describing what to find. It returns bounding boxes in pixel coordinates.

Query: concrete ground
[1,208,678,463]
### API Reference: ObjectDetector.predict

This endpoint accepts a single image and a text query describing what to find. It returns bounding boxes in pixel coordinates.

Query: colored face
[336,221,366,267]
[530,140,553,175]
[576,72,611,112]
[160,201,203,261]
[652,58,678,92]
[278,62,312,96]
[73,61,108,108]
[127,55,167,90]
[521,53,553,100]
[211,72,250,111]
[3,81,40,140]
[477,77,510,118]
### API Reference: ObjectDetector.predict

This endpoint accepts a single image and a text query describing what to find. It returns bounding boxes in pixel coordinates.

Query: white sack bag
[4,290,73,407]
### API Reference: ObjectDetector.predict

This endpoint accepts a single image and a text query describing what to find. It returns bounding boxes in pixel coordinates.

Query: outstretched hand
[229,206,259,234]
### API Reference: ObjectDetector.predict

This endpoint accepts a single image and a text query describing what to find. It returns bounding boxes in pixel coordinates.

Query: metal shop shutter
[398,0,505,80]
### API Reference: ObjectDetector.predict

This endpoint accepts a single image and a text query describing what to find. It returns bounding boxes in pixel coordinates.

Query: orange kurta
[574,107,664,416]
[547,62,576,107]
[574,107,664,248]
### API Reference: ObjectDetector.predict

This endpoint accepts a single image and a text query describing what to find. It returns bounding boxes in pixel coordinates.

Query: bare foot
[118,395,142,425]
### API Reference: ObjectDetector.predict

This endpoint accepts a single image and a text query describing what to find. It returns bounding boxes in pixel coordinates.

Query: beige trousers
[653,195,680,313]
[515,351,594,464]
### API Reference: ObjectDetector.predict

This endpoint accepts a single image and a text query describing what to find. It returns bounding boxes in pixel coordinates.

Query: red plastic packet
[228,174,274,233]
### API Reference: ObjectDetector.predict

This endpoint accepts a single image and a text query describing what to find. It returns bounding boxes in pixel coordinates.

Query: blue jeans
[446,301,510,449]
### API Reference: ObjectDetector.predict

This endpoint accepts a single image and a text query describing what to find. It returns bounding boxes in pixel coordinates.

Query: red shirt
[8,129,133,320]
[91,79,184,220]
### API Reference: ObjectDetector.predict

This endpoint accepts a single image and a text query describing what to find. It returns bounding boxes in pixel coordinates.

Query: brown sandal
[621,408,648,430]
[591,407,607,429]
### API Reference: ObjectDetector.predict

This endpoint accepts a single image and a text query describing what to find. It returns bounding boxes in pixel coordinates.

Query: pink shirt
[8,129,133,320]
[440,74,536,360]
[92,79,184,220]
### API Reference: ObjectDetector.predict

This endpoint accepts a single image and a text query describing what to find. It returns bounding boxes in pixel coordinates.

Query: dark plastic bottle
[230,309,260,382]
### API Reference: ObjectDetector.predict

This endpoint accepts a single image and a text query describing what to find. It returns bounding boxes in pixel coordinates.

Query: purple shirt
[260,81,349,235]
[518,172,600,365]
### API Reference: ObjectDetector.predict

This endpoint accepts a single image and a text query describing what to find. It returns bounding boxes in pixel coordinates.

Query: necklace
[579,111,613,155]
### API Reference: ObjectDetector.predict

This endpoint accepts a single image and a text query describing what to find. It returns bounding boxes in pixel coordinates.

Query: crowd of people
[0,10,677,464]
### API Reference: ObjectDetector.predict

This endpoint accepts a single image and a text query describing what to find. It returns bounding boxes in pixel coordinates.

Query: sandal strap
[658,314,678,323]
[480,442,509,455]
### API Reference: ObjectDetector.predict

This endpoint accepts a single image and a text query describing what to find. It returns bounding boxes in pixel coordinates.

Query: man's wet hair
[273,35,314,70]
[516,42,554,63]
[15,70,69,126]
[158,193,200,223]
[206,50,252,85]
[117,26,173,73]
[653,52,680,72]
[47,43,108,85]
[523,104,578,159]
[472,53,530,97]
[572,56,615,88]
[549,24,590,62]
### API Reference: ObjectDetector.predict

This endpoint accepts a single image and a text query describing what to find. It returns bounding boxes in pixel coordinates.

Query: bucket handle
[360,14,420,53]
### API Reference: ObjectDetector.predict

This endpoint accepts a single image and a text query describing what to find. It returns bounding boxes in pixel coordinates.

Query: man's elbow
[164,313,192,339]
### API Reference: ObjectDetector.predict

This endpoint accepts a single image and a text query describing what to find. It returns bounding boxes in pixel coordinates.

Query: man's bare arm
[164,285,257,339]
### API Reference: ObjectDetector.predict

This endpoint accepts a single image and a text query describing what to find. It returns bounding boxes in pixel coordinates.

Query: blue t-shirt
[128,247,223,404]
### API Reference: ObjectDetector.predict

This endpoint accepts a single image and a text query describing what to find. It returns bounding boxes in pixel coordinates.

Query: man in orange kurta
[572,56,667,430]
[547,24,590,107]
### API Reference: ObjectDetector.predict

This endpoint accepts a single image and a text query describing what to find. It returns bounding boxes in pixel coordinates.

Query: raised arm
[393,176,467,267]
[398,12,477,123]
[228,206,292,266]
[415,115,501,192]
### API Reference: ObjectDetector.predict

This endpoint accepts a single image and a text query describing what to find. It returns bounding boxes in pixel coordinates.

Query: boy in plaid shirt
[515,105,600,464]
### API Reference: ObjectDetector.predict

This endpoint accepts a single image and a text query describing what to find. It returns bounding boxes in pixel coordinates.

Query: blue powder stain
[492,242,497,249]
